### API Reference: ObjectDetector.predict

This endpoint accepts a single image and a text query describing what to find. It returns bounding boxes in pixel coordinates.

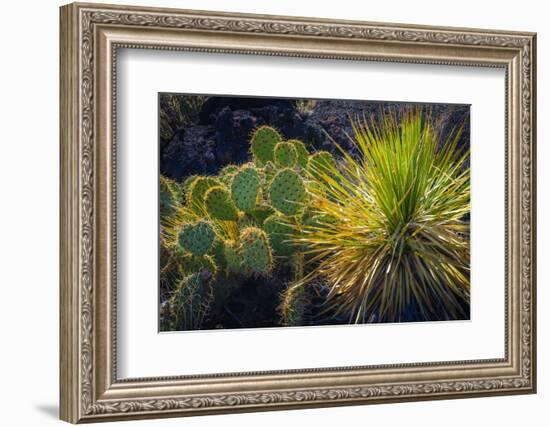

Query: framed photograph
[60,2,537,423]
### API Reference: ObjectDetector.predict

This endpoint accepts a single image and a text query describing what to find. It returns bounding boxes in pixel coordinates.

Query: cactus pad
[269,168,307,216]
[219,164,239,186]
[178,220,215,257]
[187,176,218,214]
[288,139,309,169]
[262,161,277,185]
[280,284,307,327]
[231,166,260,213]
[223,240,242,273]
[264,215,295,257]
[209,238,226,269]
[182,174,199,196]
[160,176,178,218]
[239,227,273,275]
[274,141,298,168]
[204,186,238,221]
[307,151,337,180]
[251,204,275,225]
[180,253,217,276]
[167,272,214,331]
[220,164,239,176]
[250,125,281,166]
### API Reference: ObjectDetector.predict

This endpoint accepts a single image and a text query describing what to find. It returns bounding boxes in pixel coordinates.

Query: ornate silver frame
[60,2,537,423]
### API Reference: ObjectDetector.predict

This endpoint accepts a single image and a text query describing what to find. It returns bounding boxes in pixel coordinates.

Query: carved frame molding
[60,2,536,423]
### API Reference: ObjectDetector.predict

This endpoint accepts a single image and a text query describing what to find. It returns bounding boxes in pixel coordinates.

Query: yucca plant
[296,109,470,323]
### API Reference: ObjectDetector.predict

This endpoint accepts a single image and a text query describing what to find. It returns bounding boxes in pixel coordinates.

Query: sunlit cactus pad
[231,166,260,213]
[187,176,218,214]
[250,125,281,166]
[205,186,238,221]
[269,168,307,216]
[239,227,273,275]
[274,141,298,168]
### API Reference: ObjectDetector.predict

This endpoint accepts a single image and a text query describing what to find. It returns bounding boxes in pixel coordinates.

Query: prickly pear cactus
[250,125,281,166]
[223,240,242,274]
[269,168,307,216]
[209,238,227,270]
[250,204,275,225]
[280,284,307,327]
[160,121,347,331]
[262,161,277,185]
[204,186,239,221]
[231,166,260,213]
[165,270,214,331]
[219,164,239,186]
[180,253,217,276]
[220,164,239,176]
[288,139,309,169]
[279,254,307,326]
[187,176,218,214]
[264,214,295,257]
[160,176,179,218]
[274,141,298,168]
[178,220,215,257]
[160,241,185,290]
[182,175,199,199]
[239,227,273,275]
[307,151,337,180]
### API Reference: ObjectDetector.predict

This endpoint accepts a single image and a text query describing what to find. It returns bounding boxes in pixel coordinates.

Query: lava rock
[214,107,258,166]
[160,95,470,182]
[161,126,217,180]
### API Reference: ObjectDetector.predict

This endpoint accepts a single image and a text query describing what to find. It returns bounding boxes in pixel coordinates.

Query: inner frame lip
[108,42,511,385]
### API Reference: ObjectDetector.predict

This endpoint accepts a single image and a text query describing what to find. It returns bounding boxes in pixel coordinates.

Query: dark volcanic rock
[160,95,471,182]
[161,126,217,180]
[199,96,292,124]
[213,107,258,166]
[305,100,470,155]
